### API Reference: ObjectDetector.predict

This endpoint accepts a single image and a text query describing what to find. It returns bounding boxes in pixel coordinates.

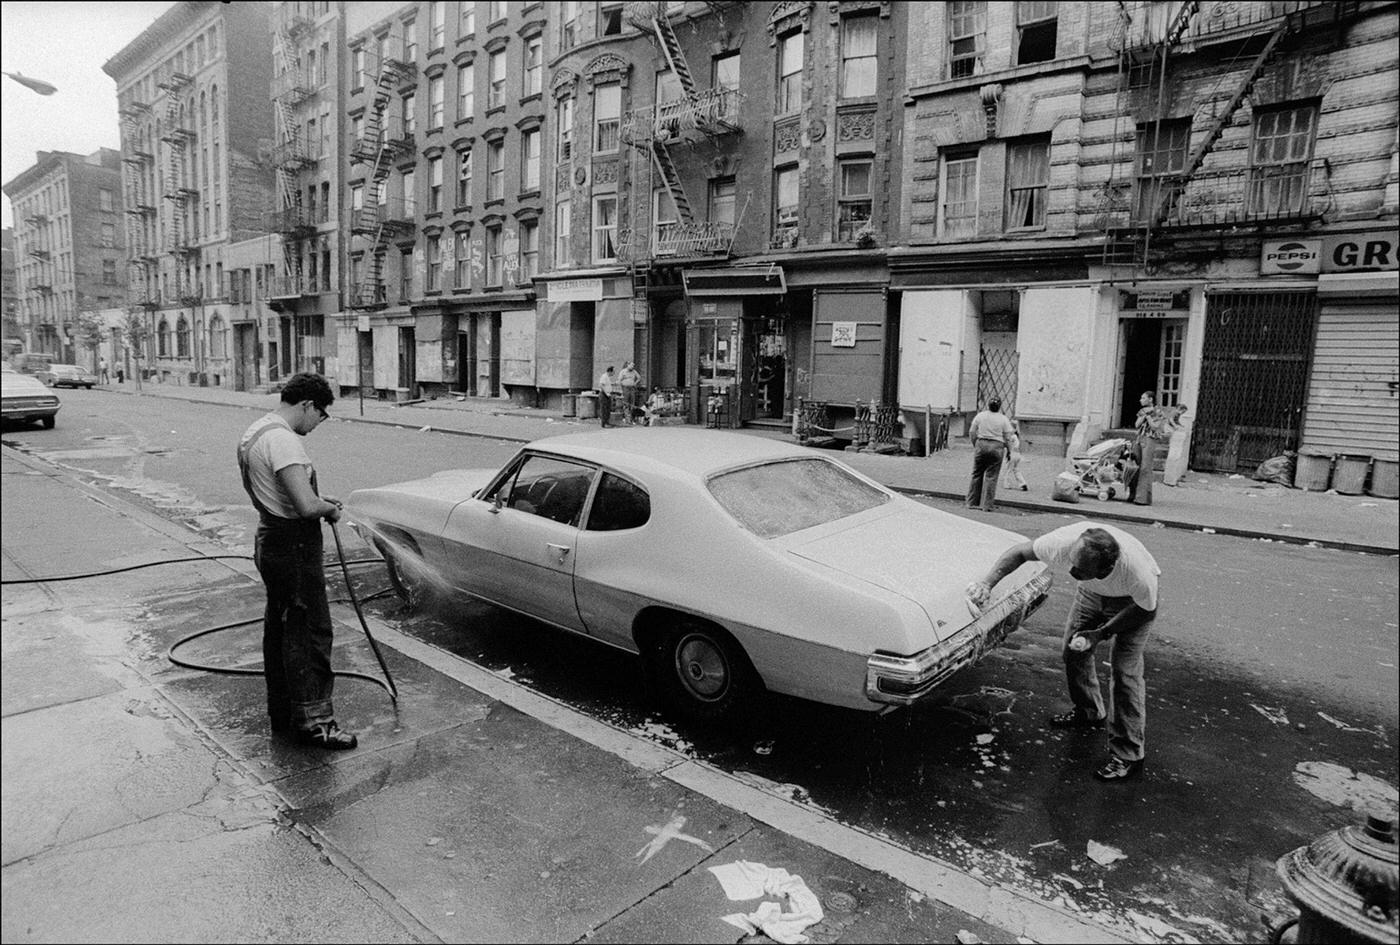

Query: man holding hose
[967,522,1159,781]
[236,373,356,750]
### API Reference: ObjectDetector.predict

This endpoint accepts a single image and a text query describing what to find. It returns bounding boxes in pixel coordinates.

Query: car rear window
[707,458,889,538]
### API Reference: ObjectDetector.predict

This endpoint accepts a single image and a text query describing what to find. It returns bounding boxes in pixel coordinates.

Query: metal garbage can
[1266,810,1397,944]
[1368,458,1399,500]
[1333,455,1371,496]
[577,391,599,420]
[1294,451,1333,492]
[561,391,577,418]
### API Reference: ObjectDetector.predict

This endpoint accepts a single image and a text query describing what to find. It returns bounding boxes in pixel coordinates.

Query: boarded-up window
[810,288,885,404]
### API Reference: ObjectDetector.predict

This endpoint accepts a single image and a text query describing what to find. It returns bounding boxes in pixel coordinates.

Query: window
[402,168,416,214]
[489,1,506,22]
[101,223,116,247]
[457,149,473,204]
[560,0,579,49]
[840,16,877,98]
[430,1,445,48]
[176,316,190,357]
[1006,138,1049,229]
[1016,1,1057,65]
[351,183,364,214]
[458,62,475,118]
[488,49,506,108]
[555,199,571,262]
[592,195,618,262]
[209,315,227,359]
[158,318,170,356]
[1134,120,1190,223]
[399,247,412,302]
[486,224,503,284]
[586,472,650,531]
[99,188,115,211]
[319,42,329,84]
[103,259,118,284]
[709,177,735,226]
[524,35,542,97]
[320,105,332,156]
[949,1,985,79]
[429,155,443,211]
[837,160,872,240]
[487,139,505,199]
[461,2,476,35]
[352,113,365,145]
[713,53,740,122]
[939,152,978,237]
[773,165,799,243]
[404,18,418,61]
[521,128,540,191]
[777,31,803,113]
[321,181,330,222]
[429,74,444,128]
[402,92,416,137]
[353,46,366,87]
[489,455,596,526]
[321,242,331,289]
[653,188,678,245]
[519,219,538,276]
[1249,103,1317,217]
[600,3,623,36]
[594,82,620,152]
[427,234,442,290]
[455,230,470,287]
[556,94,574,160]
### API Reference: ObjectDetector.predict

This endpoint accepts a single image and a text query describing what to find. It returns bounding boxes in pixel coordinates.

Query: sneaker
[1048,709,1105,730]
[290,720,358,750]
[1094,756,1144,782]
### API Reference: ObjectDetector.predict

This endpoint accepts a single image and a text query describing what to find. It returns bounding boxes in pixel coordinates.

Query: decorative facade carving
[836,109,875,142]
[550,68,580,99]
[980,83,1003,139]
[775,118,801,153]
[584,53,631,87]
[593,160,618,185]
[826,0,890,24]
[557,165,573,191]
[767,0,813,45]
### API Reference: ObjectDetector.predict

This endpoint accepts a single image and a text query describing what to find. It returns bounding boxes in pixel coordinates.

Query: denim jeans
[966,441,1005,511]
[1062,587,1156,762]
[254,518,335,730]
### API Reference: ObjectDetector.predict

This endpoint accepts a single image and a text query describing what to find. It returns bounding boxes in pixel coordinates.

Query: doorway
[358,330,374,394]
[457,327,476,395]
[398,327,416,394]
[234,323,258,391]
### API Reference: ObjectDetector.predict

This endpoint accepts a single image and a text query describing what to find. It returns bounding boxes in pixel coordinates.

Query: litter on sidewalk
[708,860,824,944]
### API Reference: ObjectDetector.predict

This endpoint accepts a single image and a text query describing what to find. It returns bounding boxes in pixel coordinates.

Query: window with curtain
[524,36,543,96]
[840,16,877,98]
[837,160,872,240]
[1006,138,1049,229]
[713,52,740,121]
[458,62,475,119]
[939,152,978,237]
[486,224,503,284]
[430,75,444,128]
[488,50,506,108]
[455,230,470,287]
[594,83,620,152]
[773,165,799,242]
[522,129,540,191]
[427,234,441,290]
[520,220,539,276]
[429,155,443,211]
[949,1,985,79]
[557,94,574,160]
[1249,103,1317,218]
[457,149,473,205]
[593,196,617,262]
[709,177,735,226]
[777,32,803,113]
[555,199,571,263]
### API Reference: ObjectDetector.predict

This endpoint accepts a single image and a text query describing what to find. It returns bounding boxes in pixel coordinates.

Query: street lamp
[3,72,57,96]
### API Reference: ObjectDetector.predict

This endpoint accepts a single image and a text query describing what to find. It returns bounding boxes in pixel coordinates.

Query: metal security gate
[1191,291,1316,473]
[978,347,1018,416]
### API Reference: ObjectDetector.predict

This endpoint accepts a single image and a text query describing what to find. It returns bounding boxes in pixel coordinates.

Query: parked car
[1,371,61,428]
[36,363,98,389]
[346,429,1051,724]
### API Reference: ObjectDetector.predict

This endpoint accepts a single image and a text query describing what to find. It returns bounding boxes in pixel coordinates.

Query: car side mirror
[490,491,502,513]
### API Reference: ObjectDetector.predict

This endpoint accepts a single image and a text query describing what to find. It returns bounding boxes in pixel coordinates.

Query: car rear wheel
[374,534,426,607]
[645,618,762,726]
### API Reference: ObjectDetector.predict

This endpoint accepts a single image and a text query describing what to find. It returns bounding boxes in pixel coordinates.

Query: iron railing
[1116,0,1339,49]
[1097,159,1327,230]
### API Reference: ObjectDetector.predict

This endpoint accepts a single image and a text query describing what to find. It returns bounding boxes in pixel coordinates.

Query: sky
[1,1,175,229]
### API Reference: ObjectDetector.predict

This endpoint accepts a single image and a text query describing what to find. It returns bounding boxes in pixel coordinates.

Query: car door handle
[547,543,571,564]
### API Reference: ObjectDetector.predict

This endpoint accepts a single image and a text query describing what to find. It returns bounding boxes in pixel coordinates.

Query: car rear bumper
[2,399,60,421]
[864,570,1053,706]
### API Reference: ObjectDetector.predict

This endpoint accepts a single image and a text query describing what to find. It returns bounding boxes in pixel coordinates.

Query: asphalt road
[5,389,1397,943]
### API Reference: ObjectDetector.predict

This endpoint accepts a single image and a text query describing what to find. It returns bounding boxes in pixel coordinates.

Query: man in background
[966,397,1016,512]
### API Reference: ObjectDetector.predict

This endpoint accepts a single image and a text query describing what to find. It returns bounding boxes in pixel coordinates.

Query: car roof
[49,364,80,370]
[530,428,820,479]
[2,372,53,391]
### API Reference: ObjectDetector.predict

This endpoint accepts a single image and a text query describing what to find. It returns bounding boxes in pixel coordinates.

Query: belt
[975,438,1005,444]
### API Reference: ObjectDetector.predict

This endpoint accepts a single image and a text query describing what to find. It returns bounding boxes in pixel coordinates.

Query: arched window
[176,316,190,357]
[157,318,170,357]
[208,315,227,359]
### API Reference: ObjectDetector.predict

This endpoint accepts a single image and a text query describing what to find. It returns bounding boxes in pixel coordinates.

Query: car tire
[40,415,55,429]
[644,618,762,726]
[374,534,425,606]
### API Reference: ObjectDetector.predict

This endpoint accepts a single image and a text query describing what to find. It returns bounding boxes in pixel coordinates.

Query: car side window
[487,455,595,527]
[585,472,650,531]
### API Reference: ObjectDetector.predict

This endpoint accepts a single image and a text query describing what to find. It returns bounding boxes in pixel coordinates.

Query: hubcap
[674,632,729,701]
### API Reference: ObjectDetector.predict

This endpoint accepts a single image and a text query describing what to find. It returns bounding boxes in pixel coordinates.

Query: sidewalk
[1,445,1118,944]
[108,378,1398,555]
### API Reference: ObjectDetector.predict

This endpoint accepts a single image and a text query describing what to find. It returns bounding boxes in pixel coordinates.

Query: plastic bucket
[1332,454,1370,495]
[577,391,599,420]
[1294,452,1332,492]
[561,392,577,418]
[1368,458,1399,499]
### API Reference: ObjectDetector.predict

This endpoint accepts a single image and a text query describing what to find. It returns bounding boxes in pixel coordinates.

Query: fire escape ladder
[650,11,696,96]
[651,145,695,225]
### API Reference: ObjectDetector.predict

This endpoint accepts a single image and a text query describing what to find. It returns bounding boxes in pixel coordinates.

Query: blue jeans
[966,441,1005,510]
[254,518,335,730]
[1063,588,1156,762]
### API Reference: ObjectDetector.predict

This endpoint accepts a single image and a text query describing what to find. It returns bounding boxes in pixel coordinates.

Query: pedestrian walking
[597,365,617,428]
[236,373,356,750]
[99,357,109,384]
[965,397,1016,512]
[967,521,1160,782]
[618,361,641,424]
[1002,417,1029,492]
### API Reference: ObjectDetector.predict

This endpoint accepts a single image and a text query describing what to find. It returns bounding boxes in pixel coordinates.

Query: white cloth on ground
[707,860,824,944]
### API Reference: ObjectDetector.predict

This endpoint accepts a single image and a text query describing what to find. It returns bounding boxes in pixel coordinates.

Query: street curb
[99,386,1397,556]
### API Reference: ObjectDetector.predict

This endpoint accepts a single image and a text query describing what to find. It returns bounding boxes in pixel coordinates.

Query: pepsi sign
[1261,240,1321,274]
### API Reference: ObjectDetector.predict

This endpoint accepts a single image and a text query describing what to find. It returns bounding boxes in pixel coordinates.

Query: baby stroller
[1070,437,1135,500]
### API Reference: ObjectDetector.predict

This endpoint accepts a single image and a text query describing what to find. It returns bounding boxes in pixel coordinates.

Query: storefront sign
[550,278,604,301]
[631,299,649,323]
[1132,291,1177,311]
[1263,233,1399,275]
[357,315,371,332]
[831,321,857,347]
[1118,289,1190,313]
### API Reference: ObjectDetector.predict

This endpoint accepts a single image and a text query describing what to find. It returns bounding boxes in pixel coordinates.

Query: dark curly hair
[279,372,334,411]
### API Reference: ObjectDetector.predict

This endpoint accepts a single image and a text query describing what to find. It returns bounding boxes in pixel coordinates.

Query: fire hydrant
[1265,809,1398,944]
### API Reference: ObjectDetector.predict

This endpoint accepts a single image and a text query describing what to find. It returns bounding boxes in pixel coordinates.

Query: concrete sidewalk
[2,445,1121,944]
[107,379,1398,555]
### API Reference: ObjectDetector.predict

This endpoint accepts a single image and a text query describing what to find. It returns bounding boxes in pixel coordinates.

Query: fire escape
[347,37,416,310]
[620,1,743,304]
[1101,0,1354,274]
[157,71,197,301]
[120,99,158,311]
[268,10,317,308]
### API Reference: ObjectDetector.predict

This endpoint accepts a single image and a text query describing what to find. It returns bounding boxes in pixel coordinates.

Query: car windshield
[707,458,889,538]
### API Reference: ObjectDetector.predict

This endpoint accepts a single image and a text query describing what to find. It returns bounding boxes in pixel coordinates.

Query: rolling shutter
[1301,301,1400,460]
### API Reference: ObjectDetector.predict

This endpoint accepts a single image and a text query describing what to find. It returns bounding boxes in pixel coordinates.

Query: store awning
[683,266,785,296]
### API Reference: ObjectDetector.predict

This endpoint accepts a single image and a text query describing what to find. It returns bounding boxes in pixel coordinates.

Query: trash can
[561,391,577,418]
[1294,451,1333,492]
[577,391,599,420]
[1367,457,1399,499]
[1332,454,1370,495]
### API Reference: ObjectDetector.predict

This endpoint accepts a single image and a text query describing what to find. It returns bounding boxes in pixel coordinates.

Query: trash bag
[1253,451,1297,486]
[1051,471,1082,503]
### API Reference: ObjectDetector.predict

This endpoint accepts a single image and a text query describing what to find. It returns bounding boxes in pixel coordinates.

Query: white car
[1,371,61,428]
[346,429,1051,723]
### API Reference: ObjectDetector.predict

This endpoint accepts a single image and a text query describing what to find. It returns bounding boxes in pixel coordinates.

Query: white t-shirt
[1032,521,1159,610]
[239,414,312,520]
[598,371,617,395]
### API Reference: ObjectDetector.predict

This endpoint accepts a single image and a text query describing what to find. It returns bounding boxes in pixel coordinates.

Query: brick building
[103,0,277,389]
[1,227,18,353]
[2,149,126,365]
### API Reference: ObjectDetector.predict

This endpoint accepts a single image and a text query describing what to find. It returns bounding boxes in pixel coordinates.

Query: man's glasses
[312,403,329,421]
